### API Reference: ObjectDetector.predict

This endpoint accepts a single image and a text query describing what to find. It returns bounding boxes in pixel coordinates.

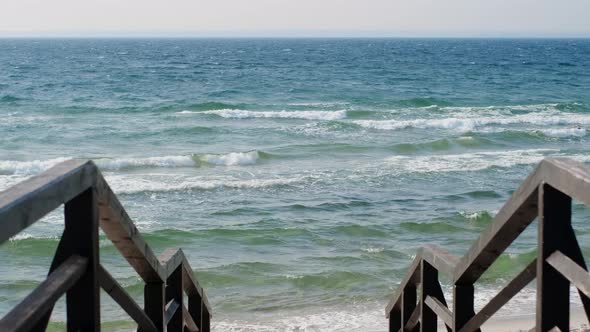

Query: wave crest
[180,109,347,120]
[198,151,260,166]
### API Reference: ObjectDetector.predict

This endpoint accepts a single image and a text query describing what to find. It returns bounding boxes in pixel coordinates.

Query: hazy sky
[1,0,589,37]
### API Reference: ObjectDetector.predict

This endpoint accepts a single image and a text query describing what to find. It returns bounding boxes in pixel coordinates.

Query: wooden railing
[386,158,590,332]
[0,160,212,332]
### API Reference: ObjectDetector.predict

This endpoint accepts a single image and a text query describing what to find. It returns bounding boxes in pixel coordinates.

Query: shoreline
[480,307,588,332]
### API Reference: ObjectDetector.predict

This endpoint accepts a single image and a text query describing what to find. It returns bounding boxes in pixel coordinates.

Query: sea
[1,38,590,331]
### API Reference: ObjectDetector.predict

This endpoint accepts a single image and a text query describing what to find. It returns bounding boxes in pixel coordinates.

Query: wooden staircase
[385,158,590,332]
[0,160,211,332]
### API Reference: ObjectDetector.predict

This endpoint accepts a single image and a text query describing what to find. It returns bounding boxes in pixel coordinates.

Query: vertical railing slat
[64,188,100,331]
[537,183,572,331]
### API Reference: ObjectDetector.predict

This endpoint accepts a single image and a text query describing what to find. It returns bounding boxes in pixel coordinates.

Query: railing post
[64,188,100,331]
[144,283,165,332]
[453,284,478,332]
[389,308,402,332]
[167,265,183,331]
[402,284,417,330]
[421,261,437,332]
[537,183,572,331]
[188,286,208,332]
[202,307,211,332]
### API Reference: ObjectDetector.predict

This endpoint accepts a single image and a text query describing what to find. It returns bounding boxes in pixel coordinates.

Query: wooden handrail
[0,255,88,332]
[0,160,212,331]
[386,158,590,332]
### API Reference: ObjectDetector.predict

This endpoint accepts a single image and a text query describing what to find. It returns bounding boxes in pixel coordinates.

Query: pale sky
[1,0,589,37]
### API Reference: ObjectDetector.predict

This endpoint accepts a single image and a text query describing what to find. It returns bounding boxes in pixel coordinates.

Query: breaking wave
[179,109,348,120]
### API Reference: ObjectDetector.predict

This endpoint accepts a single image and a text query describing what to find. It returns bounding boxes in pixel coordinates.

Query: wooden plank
[165,300,181,327]
[453,284,479,332]
[424,296,452,328]
[542,158,590,207]
[64,188,100,332]
[160,248,212,315]
[166,265,184,332]
[454,158,590,284]
[183,304,200,332]
[453,162,542,284]
[389,310,402,332]
[0,160,95,244]
[404,305,420,332]
[420,261,437,332]
[421,246,459,279]
[97,176,165,283]
[402,285,417,330]
[98,265,158,332]
[385,254,422,317]
[144,282,165,332]
[537,184,571,331]
[0,255,87,332]
[459,259,536,332]
[182,259,212,315]
[547,251,590,299]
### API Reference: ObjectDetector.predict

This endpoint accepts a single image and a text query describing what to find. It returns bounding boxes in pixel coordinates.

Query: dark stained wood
[182,304,199,332]
[98,264,158,332]
[459,259,537,332]
[64,188,100,332]
[404,305,420,331]
[386,255,421,317]
[453,284,479,332]
[547,251,590,299]
[420,261,437,332]
[389,311,401,332]
[402,285,417,329]
[0,160,96,243]
[0,255,87,332]
[382,157,590,332]
[165,300,181,327]
[166,266,184,332]
[160,248,212,315]
[144,282,165,332]
[0,159,213,332]
[424,296,452,328]
[201,309,211,332]
[455,158,590,284]
[537,184,571,331]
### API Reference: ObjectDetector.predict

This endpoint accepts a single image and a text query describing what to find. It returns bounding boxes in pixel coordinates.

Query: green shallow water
[1,38,590,330]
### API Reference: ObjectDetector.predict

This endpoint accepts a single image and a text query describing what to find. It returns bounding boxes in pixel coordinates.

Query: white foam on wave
[199,151,260,166]
[186,109,347,120]
[540,127,587,138]
[105,174,304,194]
[0,152,263,178]
[384,149,590,173]
[353,111,590,132]
[95,155,195,170]
[212,304,386,332]
[0,157,72,176]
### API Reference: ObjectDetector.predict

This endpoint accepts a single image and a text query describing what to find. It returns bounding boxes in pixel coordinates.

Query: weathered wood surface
[424,296,452,328]
[0,255,87,332]
[183,304,200,332]
[0,160,95,243]
[98,265,159,332]
[547,251,590,299]
[0,160,212,332]
[458,259,537,332]
[386,158,590,332]
[97,175,166,283]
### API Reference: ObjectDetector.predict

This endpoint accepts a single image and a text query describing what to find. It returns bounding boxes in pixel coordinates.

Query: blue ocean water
[1,38,590,330]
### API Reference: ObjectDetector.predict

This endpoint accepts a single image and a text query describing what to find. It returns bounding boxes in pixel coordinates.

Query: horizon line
[1,29,589,39]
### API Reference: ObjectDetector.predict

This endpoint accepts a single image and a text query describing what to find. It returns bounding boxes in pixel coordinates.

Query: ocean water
[1,38,590,331]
